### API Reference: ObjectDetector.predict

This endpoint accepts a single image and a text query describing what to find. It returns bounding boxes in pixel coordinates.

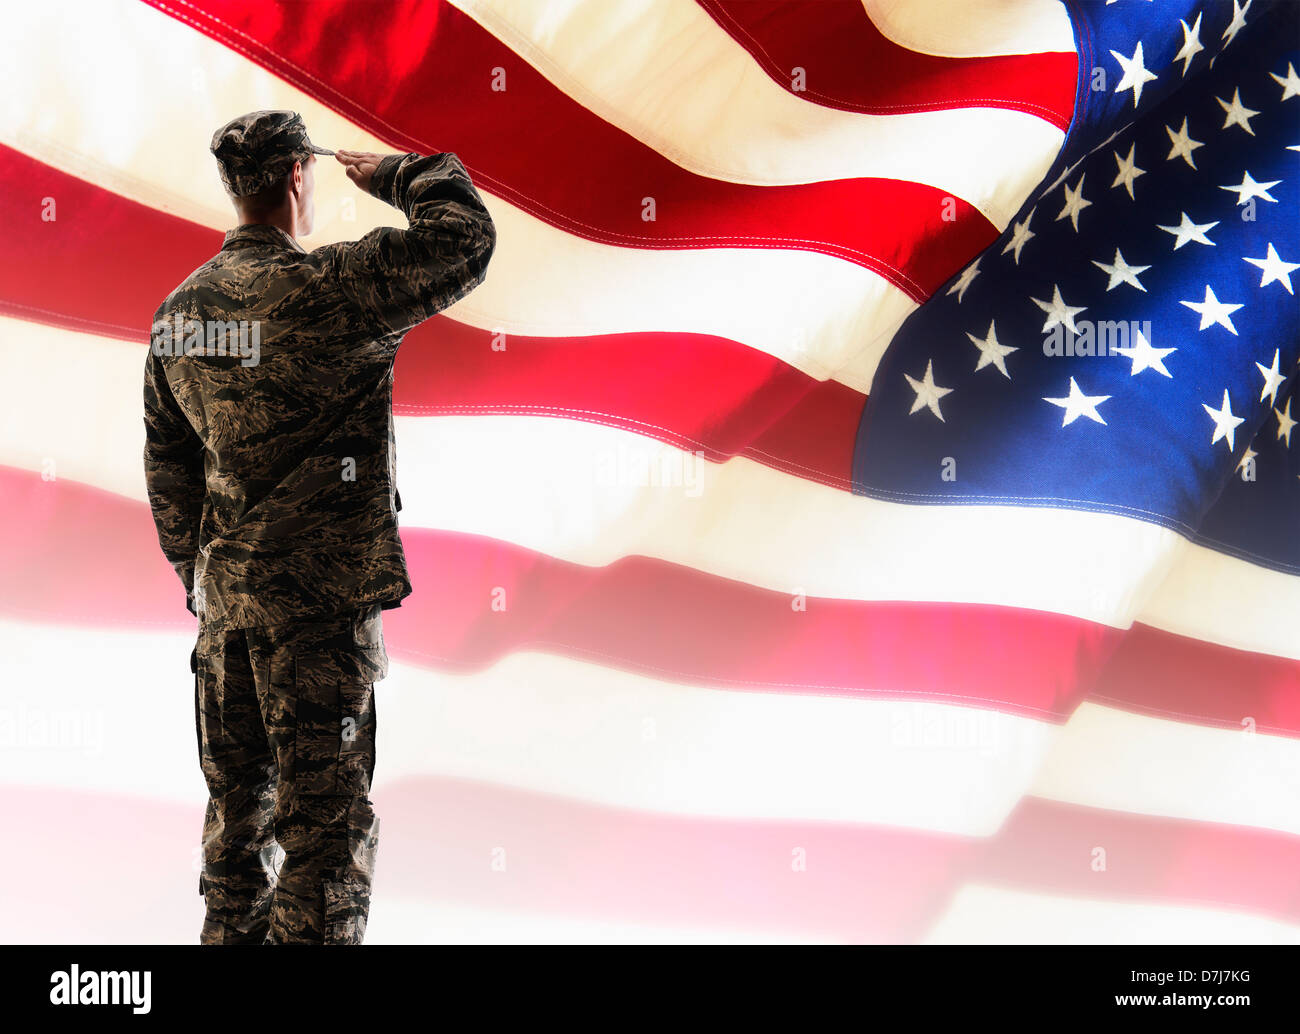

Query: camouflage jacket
[143,152,496,632]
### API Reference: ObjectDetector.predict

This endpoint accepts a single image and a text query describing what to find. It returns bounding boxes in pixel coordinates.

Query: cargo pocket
[292,652,376,797]
[336,679,376,796]
[323,876,371,945]
[194,645,220,770]
[291,654,344,796]
[323,798,379,945]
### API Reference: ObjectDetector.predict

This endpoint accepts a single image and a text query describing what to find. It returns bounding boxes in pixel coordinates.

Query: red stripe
[0,144,860,490]
[981,798,1300,923]
[7,786,1298,943]
[3,465,1296,736]
[393,321,864,490]
[0,145,216,342]
[390,529,1120,720]
[144,0,996,300]
[390,785,1300,930]
[1093,622,1300,736]
[697,0,1076,130]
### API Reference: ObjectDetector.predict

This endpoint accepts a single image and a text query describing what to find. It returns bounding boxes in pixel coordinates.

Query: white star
[903,359,953,421]
[1174,14,1204,76]
[1055,174,1092,231]
[1115,327,1175,377]
[1110,42,1158,108]
[1221,0,1251,48]
[1092,247,1150,292]
[965,320,1017,379]
[1203,390,1245,451]
[946,258,980,302]
[1111,143,1145,199]
[1158,211,1218,250]
[1217,88,1261,135]
[1275,397,1297,447]
[1256,349,1286,405]
[1001,211,1035,265]
[1219,170,1281,205]
[1243,243,1300,293]
[1164,118,1204,168]
[1031,284,1087,334]
[1272,62,1300,101]
[1180,285,1243,334]
[1043,378,1110,427]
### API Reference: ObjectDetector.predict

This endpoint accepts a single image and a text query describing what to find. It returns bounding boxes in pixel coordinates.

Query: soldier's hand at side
[335,150,389,193]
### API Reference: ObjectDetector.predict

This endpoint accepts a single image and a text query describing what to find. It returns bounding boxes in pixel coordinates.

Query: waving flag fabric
[0,0,1297,943]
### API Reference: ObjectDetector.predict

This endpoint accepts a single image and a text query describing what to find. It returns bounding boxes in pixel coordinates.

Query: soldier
[142,110,496,944]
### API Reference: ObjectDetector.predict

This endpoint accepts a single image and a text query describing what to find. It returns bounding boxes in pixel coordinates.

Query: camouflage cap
[210,110,334,197]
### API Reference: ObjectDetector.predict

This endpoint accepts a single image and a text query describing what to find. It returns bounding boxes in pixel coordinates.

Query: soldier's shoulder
[153,255,223,322]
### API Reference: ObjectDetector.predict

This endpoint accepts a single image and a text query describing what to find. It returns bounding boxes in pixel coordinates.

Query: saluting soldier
[143,110,496,944]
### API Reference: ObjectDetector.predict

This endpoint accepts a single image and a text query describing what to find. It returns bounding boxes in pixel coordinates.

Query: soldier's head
[210,110,333,238]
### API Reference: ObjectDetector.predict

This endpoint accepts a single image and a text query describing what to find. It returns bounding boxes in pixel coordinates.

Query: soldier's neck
[239,212,299,242]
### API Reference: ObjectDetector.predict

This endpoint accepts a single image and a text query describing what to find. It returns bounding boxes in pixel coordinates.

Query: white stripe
[1138,542,1300,661]
[0,622,206,806]
[0,320,151,501]
[862,0,1077,59]
[6,319,1298,646]
[450,0,1066,227]
[1030,702,1300,836]
[924,884,1300,944]
[395,413,1182,626]
[0,619,1057,835]
[0,0,922,391]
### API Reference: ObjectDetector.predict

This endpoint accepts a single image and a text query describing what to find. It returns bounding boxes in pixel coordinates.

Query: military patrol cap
[210,110,334,198]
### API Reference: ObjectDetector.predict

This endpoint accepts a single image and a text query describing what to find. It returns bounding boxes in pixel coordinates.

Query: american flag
[0,0,1297,943]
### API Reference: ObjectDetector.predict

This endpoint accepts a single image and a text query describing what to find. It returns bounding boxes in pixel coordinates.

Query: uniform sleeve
[323,151,497,336]
[142,347,205,613]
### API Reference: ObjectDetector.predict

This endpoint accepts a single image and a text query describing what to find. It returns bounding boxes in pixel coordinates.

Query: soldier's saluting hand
[334,149,385,191]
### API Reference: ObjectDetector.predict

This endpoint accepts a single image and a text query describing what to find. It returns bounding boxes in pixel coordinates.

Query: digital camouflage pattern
[143,150,497,633]
[195,604,386,944]
[145,144,495,944]
[209,109,335,198]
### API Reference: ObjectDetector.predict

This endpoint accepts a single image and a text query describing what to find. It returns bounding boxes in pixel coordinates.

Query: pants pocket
[337,679,377,796]
[321,799,380,945]
[322,876,371,945]
[292,651,376,798]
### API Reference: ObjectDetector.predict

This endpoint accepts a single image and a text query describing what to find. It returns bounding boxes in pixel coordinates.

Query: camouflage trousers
[193,603,387,945]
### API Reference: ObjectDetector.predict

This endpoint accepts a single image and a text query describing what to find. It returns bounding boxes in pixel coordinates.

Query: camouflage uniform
[143,111,496,944]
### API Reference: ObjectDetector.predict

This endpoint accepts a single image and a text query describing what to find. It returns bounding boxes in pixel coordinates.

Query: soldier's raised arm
[323,150,496,336]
